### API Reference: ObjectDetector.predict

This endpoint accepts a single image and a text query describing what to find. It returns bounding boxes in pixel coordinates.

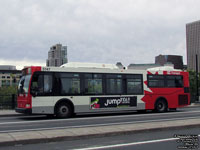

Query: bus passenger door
[30,73,54,114]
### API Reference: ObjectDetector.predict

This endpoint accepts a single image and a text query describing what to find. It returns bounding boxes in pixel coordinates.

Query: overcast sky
[0,0,200,69]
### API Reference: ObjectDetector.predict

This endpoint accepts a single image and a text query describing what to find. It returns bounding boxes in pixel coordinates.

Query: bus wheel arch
[154,97,168,113]
[54,99,74,118]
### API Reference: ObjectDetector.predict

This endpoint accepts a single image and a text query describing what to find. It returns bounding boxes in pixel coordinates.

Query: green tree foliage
[188,70,200,102]
[0,86,17,95]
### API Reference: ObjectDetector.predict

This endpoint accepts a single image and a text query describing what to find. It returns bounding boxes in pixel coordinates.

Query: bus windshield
[18,75,31,94]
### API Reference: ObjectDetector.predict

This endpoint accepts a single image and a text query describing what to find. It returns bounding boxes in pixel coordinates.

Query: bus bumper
[15,108,32,114]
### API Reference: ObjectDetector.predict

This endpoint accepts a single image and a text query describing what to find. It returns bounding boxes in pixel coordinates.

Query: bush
[0,86,17,109]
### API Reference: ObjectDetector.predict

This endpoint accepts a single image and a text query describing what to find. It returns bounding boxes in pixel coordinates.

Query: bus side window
[147,75,165,87]
[54,74,62,95]
[57,73,81,95]
[31,74,43,95]
[126,75,143,94]
[44,75,53,93]
[31,74,53,96]
[166,75,183,88]
[106,74,122,94]
[84,74,103,94]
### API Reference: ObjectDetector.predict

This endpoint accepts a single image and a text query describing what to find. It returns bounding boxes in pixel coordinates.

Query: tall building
[186,20,200,71]
[46,44,68,67]
[155,55,183,69]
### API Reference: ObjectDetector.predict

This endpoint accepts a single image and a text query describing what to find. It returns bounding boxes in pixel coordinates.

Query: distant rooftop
[128,63,161,70]
[0,65,16,70]
[186,20,200,25]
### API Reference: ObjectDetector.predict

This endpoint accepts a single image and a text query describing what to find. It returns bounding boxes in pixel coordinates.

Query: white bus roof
[37,62,184,75]
[60,62,181,71]
[61,62,119,69]
[147,66,181,72]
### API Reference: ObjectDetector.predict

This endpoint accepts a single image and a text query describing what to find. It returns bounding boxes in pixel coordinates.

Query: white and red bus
[16,62,190,118]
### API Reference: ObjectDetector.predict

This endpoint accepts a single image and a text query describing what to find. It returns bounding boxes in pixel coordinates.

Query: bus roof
[147,66,181,72]
[23,62,184,75]
[60,62,119,69]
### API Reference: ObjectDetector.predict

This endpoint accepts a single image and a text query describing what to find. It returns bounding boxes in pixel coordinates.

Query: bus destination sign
[90,96,137,109]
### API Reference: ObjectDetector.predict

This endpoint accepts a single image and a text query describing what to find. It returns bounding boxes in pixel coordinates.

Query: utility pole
[196,54,199,102]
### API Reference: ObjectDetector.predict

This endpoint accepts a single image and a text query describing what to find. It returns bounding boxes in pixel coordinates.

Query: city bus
[16,62,190,118]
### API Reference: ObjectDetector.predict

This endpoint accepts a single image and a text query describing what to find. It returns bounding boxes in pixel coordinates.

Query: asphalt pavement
[0,104,199,147]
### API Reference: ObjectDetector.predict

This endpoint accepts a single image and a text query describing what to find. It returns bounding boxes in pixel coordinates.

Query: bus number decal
[42,67,50,71]
[90,96,137,109]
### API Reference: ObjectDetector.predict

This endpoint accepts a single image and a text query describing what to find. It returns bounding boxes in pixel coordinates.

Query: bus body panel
[142,69,190,110]
[16,65,190,116]
[143,92,189,110]
[16,94,32,114]
[31,95,145,114]
[32,96,54,114]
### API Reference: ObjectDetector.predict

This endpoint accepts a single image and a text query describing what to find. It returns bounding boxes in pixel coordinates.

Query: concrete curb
[0,114,23,117]
[0,110,22,117]
[0,118,200,147]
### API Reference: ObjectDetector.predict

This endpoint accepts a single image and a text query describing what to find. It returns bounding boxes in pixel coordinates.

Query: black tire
[155,99,168,113]
[55,102,72,118]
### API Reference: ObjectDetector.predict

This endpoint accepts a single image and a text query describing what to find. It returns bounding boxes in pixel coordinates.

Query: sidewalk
[0,109,19,117]
[190,101,200,106]
[0,117,200,146]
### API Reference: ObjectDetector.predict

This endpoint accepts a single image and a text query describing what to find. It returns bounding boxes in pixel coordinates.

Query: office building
[0,65,21,87]
[155,55,183,69]
[186,20,200,71]
[46,44,68,67]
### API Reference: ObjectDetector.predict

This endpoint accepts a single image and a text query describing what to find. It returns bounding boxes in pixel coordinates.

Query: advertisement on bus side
[90,96,137,109]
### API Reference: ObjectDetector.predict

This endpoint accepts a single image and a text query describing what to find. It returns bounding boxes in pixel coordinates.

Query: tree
[0,86,17,95]
[188,70,200,102]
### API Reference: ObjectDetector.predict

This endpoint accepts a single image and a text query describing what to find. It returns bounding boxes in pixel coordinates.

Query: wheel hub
[158,103,163,109]
[60,106,68,114]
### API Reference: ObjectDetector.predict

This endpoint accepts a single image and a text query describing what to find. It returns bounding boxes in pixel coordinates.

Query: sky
[0,0,200,70]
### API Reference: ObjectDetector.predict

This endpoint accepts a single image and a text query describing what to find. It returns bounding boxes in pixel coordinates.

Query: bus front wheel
[55,102,72,118]
[155,99,168,113]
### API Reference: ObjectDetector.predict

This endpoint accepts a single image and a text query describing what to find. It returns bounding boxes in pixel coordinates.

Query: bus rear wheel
[155,99,168,113]
[55,102,72,118]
